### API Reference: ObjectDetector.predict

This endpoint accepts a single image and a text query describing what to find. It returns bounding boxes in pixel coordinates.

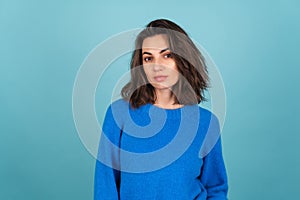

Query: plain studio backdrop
[0,0,299,199]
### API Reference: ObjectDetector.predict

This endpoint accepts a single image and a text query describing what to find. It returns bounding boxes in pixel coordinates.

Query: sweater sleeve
[94,105,122,200]
[199,115,228,200]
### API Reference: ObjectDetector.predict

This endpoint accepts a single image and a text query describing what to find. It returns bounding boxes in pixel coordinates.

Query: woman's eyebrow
[142,52,152,55]
[142,47,170,55]
[159,47,170,53]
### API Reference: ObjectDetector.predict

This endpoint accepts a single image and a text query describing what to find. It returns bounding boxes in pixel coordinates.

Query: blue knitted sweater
[94,99,228,200]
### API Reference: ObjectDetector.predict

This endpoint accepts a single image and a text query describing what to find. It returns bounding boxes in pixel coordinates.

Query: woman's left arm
[200,137,228,200]
[199,114,228,200]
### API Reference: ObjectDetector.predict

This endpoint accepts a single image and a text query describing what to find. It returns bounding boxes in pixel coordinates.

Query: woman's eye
[164,53,172,58]
[144,57,152,62]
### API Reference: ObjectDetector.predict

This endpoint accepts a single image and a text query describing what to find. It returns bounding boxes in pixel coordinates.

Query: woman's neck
[154,89,183,109]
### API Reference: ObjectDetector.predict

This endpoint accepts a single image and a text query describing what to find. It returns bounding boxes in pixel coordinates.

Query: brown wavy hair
[121,19,209,108]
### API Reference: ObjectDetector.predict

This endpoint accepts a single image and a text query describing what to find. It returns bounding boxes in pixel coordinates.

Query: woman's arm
[199,114,228,200]
[94,105,122,200]
[200,138,228,199]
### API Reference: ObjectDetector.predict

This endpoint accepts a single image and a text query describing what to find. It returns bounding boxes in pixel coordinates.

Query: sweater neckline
[151,103,185,111]
[139,103,197,120]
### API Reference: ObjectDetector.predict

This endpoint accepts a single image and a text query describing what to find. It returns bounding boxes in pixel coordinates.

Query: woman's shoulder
[108,98,148,115]
[110,98,129,108]
[198,106,220,125]
[198,106,213,116]
[108,99,129,111]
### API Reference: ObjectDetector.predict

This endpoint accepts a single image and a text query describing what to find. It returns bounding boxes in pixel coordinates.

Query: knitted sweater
[94,99,228,200]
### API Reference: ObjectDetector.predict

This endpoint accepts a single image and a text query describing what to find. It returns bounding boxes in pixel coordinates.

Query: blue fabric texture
[94,99,228,200]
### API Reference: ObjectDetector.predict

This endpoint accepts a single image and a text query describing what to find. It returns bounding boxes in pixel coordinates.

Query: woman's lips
[154,76,168,82]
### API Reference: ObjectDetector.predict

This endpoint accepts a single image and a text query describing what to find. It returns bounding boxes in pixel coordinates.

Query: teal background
[1,0,299,199]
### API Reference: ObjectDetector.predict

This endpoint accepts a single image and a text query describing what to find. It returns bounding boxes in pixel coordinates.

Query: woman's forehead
[142,34,169,50]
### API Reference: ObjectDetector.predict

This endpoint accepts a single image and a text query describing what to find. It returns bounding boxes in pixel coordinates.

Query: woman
[94,19,228,200]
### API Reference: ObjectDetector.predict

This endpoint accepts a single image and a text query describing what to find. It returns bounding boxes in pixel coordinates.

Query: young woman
[94,19,228,200]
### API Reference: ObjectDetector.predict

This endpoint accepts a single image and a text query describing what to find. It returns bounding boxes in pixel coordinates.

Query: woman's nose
[153,59,164,71]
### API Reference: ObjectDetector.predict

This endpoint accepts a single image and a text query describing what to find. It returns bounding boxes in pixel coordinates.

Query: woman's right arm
[94,105,122,200]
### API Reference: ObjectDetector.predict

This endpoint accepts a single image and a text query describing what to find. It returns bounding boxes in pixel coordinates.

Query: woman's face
[142,34,179,91]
